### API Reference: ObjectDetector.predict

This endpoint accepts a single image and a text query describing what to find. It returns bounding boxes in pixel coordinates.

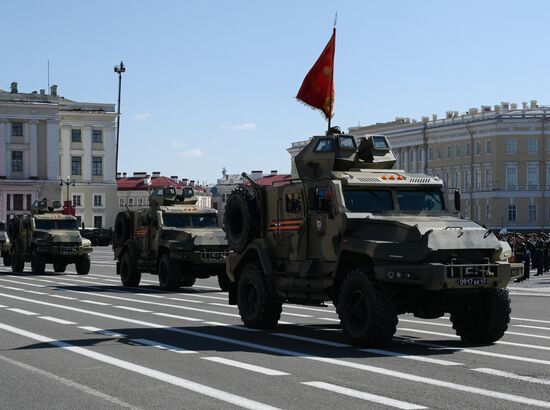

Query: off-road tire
[450,288,511,344]
[237,263,281,329]
[158,255,182,291]
[224,186,260,253]
[53,263,67,273]
[3,254,10,267]
[75,254,91,275]
[31,252,46,275]
[114,212,131,246]
[120,252,140,287]
[11,249,24,273]
[337,268,398,347]
[181,275,196,287]
[218,273,231,291]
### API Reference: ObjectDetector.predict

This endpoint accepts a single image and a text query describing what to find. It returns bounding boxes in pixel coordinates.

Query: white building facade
[0,83,117,228]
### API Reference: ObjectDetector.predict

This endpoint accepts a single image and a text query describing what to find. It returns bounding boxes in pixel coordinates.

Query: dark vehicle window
[373,135,389,149]
[0,222,4,230]
[338,136,356,149]
[314,138,334,152]
[163,213,218,228]
[397,190,445,211]
[343,190,394,213]
[35,220,55,230]
[57,220,78,230]
[36,219,77,230]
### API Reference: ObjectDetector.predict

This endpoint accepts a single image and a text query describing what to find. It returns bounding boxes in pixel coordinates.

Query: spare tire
[7,219,17,241]
[223,185,260,253]
[114,212,131,246]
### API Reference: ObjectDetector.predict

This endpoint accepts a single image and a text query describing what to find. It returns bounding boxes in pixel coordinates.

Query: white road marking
[506,331,550,340]
[0,278,45,287]
[271,333,350,348]
[51,295,77,300]
[360,348,463,366]
[130,338,196,354]
[136,293,165,299]
[7,308,38,316]
[510,292,550,298]
[203,322,260,332]
[513,317,550,325]
[79,326,127,338]
[153,312,203,322]
[114,306,152,313]
[193,285,225,291]
[0,353,141,410]
[281,311,312,318]
[473,368,550,386]
[184,294,227,301]
[202,357,289,376]
[514,324,550,331]
[0,322,281,410]
[167,297,204,304]
[400,318,451,327]
[303,381,426,410]
[0,304,8,308]
[81,300,111,306]
[39,316,76,325]
[25,290,47,295]
[1,285,25,291]
[319,317,340,322]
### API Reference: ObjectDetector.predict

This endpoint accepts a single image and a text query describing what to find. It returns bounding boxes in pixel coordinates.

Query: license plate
[60,247,77,255]
[458,277,487,286]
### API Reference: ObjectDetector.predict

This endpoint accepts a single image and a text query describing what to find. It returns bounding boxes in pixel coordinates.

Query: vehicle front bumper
[36,245,92,256]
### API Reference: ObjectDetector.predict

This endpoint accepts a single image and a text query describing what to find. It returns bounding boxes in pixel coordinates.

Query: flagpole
[327,15,337,135]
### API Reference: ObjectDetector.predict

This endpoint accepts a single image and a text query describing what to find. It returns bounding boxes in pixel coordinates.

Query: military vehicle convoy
[7,199,92,274]
[113,186,230,291]
[0,221,10,266]
[224,128,522,347]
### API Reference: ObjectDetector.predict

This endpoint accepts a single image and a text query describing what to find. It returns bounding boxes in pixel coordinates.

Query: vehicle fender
[226,241,273,282]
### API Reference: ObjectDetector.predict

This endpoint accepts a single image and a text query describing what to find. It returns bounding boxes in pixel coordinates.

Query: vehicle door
[273,183,307,261]
[135,211,150,258]
[307,184,339,261]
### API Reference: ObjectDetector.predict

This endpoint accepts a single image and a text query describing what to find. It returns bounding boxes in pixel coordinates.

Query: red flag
[296,28,336,120]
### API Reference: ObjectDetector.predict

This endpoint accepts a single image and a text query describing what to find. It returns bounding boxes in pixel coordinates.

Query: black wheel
[158,255,182,291]
[223,186,260,253]
[337,268,398,347]
[181,275,196,287]
[11,249,24,273]
[237,263,281,329]
[53,263,67,273]
[3,253,10,267]
[450,288,511,344]
[31,252,46,274]
[75,254,91,275]
[120,252,140,287]
[114,212,131,246]
[218,273,231,291]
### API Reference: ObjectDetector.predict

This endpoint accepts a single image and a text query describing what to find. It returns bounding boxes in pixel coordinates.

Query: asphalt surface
[0,248,549,409]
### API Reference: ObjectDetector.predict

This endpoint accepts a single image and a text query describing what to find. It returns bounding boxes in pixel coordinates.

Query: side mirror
[454,189,461,213]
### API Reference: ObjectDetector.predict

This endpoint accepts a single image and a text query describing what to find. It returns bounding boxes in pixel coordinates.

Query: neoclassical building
[0,82,117,228]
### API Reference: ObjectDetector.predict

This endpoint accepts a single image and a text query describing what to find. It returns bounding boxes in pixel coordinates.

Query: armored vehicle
[7,199,92,275]
[224,128,522,347]
[113,186,229,291]
[0,221,10,266]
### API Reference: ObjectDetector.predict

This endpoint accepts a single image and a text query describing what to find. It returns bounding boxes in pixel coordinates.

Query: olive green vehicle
[113,186,229,291]
[224,129,522,347]
[7,200,92,275]
[0,221,11,266]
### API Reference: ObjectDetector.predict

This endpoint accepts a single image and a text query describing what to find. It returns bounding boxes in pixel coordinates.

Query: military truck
[113,186,230,291]
[224,128,522,347]
[7,199,92,275]
[0,221,11,266]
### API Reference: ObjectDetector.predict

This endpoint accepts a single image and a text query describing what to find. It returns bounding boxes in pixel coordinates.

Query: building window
[528,138,538,154]
[446,145,451,159]
[13,194,23,211]
[71,129,82,143]
[455,144,461,158]
[486,204,492,221]
[128,197,134,207]
[454,171,460,189]
[475,141,481,155]
[528,204,537,222]
[11,151,23,172]
[527,163,539,189]
[11,122,23,137]
[474,168,481,189]
[93,195,103,207]
[508,205,517,222]
[92,129,103,144]
[428,147,433,161]
[73,195,82,207]
[222,194,226,202]
[464,170,471,190]
[93,216,103,228]
[6,194,10,211]
[26,194,32,210]
[92,157,103,176]
[145,197,149,206]
[506,138,517,154]
[71,156,82,175]
[465,143,471,156]
[436,147,441,160]
[506,164,517,189]
[485,140,492,154]
[137,197,143,206]
[119,197,125,207]
[484,167,492,189]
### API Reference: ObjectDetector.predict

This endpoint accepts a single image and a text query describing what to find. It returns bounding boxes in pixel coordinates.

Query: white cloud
[134,112,151,121]
[221,122,256,131]
[177,148,203,157]
[172,141,186,149]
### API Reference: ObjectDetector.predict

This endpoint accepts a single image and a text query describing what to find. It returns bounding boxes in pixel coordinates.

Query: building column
[0,120,7,178]
[47,121,60,180]
[29,120,38,178]
[82,126,92,182]
[60,125,71,180]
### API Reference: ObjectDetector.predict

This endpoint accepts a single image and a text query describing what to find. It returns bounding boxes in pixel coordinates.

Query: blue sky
[2,1,549,184]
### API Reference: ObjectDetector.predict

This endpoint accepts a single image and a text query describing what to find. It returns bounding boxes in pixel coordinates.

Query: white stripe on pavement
[514,324,550,331]
[153,312,203,322]
[78,326,127,338]
[39,316,77,325]
[472,368,550,386]
[51,295,77,300]
[302,381,426,410]
[360,348,463,366]
[0,322,280,410]
[130,338,196,354]
[7,308,38,316]
[201,357,289,376]
[114,306,152,313]
[81,300,111,306]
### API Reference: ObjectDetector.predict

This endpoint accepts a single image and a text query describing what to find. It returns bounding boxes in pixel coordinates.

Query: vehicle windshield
[397,190,445,211]
[163,213,218,228]
[35,219,78,230]
[343,190,394,213]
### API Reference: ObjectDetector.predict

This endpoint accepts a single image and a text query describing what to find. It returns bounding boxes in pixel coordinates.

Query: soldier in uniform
[535,234,545,276]
[513,234,525,264]
[543,233,549,273]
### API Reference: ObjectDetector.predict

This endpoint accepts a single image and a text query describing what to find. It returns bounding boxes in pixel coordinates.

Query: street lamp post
[114,61,126,176]
[60,176,75,212]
